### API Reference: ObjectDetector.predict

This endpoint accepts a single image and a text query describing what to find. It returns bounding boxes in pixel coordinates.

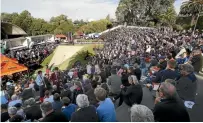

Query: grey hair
[128,75,139,84]
[8,107,18,115]
[76,94,90,108]
[159,82,177,99]
[53,85,57,90]
[28,98,36,106]
[131,104,154,122]
[179,63,194,74]
[40,101,53,114]
[11,95,18,100]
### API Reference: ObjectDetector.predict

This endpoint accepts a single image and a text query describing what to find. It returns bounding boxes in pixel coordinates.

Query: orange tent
[55,34,67,38]
[0,54,18,63]
[1,61,28,76]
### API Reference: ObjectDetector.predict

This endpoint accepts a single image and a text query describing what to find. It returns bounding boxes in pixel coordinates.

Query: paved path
[49,45,84,66]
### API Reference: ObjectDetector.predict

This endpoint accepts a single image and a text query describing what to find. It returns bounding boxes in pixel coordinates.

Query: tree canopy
[1,10,112,36]
[115,0,176,26]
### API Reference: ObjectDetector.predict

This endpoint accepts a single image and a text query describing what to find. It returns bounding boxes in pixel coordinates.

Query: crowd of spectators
[1,26,203,122]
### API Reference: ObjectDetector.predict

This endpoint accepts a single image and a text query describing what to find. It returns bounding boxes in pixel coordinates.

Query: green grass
[32,50,56,77]
[59,44,103,70]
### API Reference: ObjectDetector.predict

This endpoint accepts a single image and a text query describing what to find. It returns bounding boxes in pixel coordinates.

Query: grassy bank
[59,44,103,70]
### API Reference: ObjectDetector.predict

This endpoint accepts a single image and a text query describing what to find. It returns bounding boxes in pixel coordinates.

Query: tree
[115,0,175,26]
[179,0,203,26]
[106,14,110,21]
[78,19,111,34]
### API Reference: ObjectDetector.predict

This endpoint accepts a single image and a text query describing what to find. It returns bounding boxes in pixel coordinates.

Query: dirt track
[49,45,84,66]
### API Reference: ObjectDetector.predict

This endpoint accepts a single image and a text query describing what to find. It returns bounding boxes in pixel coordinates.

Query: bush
[173,24,183,31]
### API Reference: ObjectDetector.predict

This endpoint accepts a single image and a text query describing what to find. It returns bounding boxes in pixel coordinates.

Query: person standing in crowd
[72,81,84,104]
[35,70,45,102]
[176,64,197,102]
[94,87,116,122]
[158,56,167,70]
[71,94,98,122]
[189,49,203,73]
[52,93,62,111]
[60,83,72,100]
[50,67,62,91]
[61,97,77,121]
[107,69,122,96]
[21,83,35,102]
[85,80,98,106]
[86,62,92,75]
[130,104,154,122]
[1,104,10,122]
[153,82,190,122]
[40,101,68,122]
[44,74,52,91]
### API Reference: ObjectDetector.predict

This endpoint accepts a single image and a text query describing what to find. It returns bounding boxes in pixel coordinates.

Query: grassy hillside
[59,44,103,70]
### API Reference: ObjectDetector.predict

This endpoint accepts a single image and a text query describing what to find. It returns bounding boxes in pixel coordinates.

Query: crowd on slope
[1,27,203,122]
[3,43,58,70]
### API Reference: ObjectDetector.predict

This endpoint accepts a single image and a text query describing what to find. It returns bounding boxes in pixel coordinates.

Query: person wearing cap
[176,64,197,101]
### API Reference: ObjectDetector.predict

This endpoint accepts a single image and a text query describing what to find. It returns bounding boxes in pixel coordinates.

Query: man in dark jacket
[40,101,68,122]
[190,50,203,73]
[153,82,190,122]
[159,56,167,70]
[176,64,197,101]
[107,69,122,95]
[21,84,35,102]
[152,60,179,83]
[85,80,98,106]
[24,98,42,122]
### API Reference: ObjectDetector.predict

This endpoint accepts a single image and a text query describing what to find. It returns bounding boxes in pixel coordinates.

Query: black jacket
[41,111,68,122]
[85,88,98,106]
[153,98,190,122]
[24,105,42,122]
[191,54,203,72]
[121,84,143,106]
[71,106,98,122]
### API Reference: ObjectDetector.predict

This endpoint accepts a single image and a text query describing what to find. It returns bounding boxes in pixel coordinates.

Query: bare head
[158,82,177,99]
[40,101,53,117]
[131,104,154,122]
[76,94,90,108]
[94,87,107,101]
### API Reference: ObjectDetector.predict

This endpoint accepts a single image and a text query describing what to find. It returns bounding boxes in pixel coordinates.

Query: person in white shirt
[44,90,54,103]
[86,63,92,75]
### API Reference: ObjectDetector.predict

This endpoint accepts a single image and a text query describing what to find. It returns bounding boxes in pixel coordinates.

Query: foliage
[115,0,175,26]
[176,15,203,30]
[179,0,203,26]
[78,19,112,34]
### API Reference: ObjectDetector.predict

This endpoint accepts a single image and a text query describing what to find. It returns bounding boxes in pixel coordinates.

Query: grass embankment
[59,44,103,70]
[77,39,103,42]
[32,50,56,77]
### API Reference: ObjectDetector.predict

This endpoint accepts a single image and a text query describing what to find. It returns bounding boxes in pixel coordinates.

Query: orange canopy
[55,34,67,38]
[1,61,28,76]
[0,54,18,63]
